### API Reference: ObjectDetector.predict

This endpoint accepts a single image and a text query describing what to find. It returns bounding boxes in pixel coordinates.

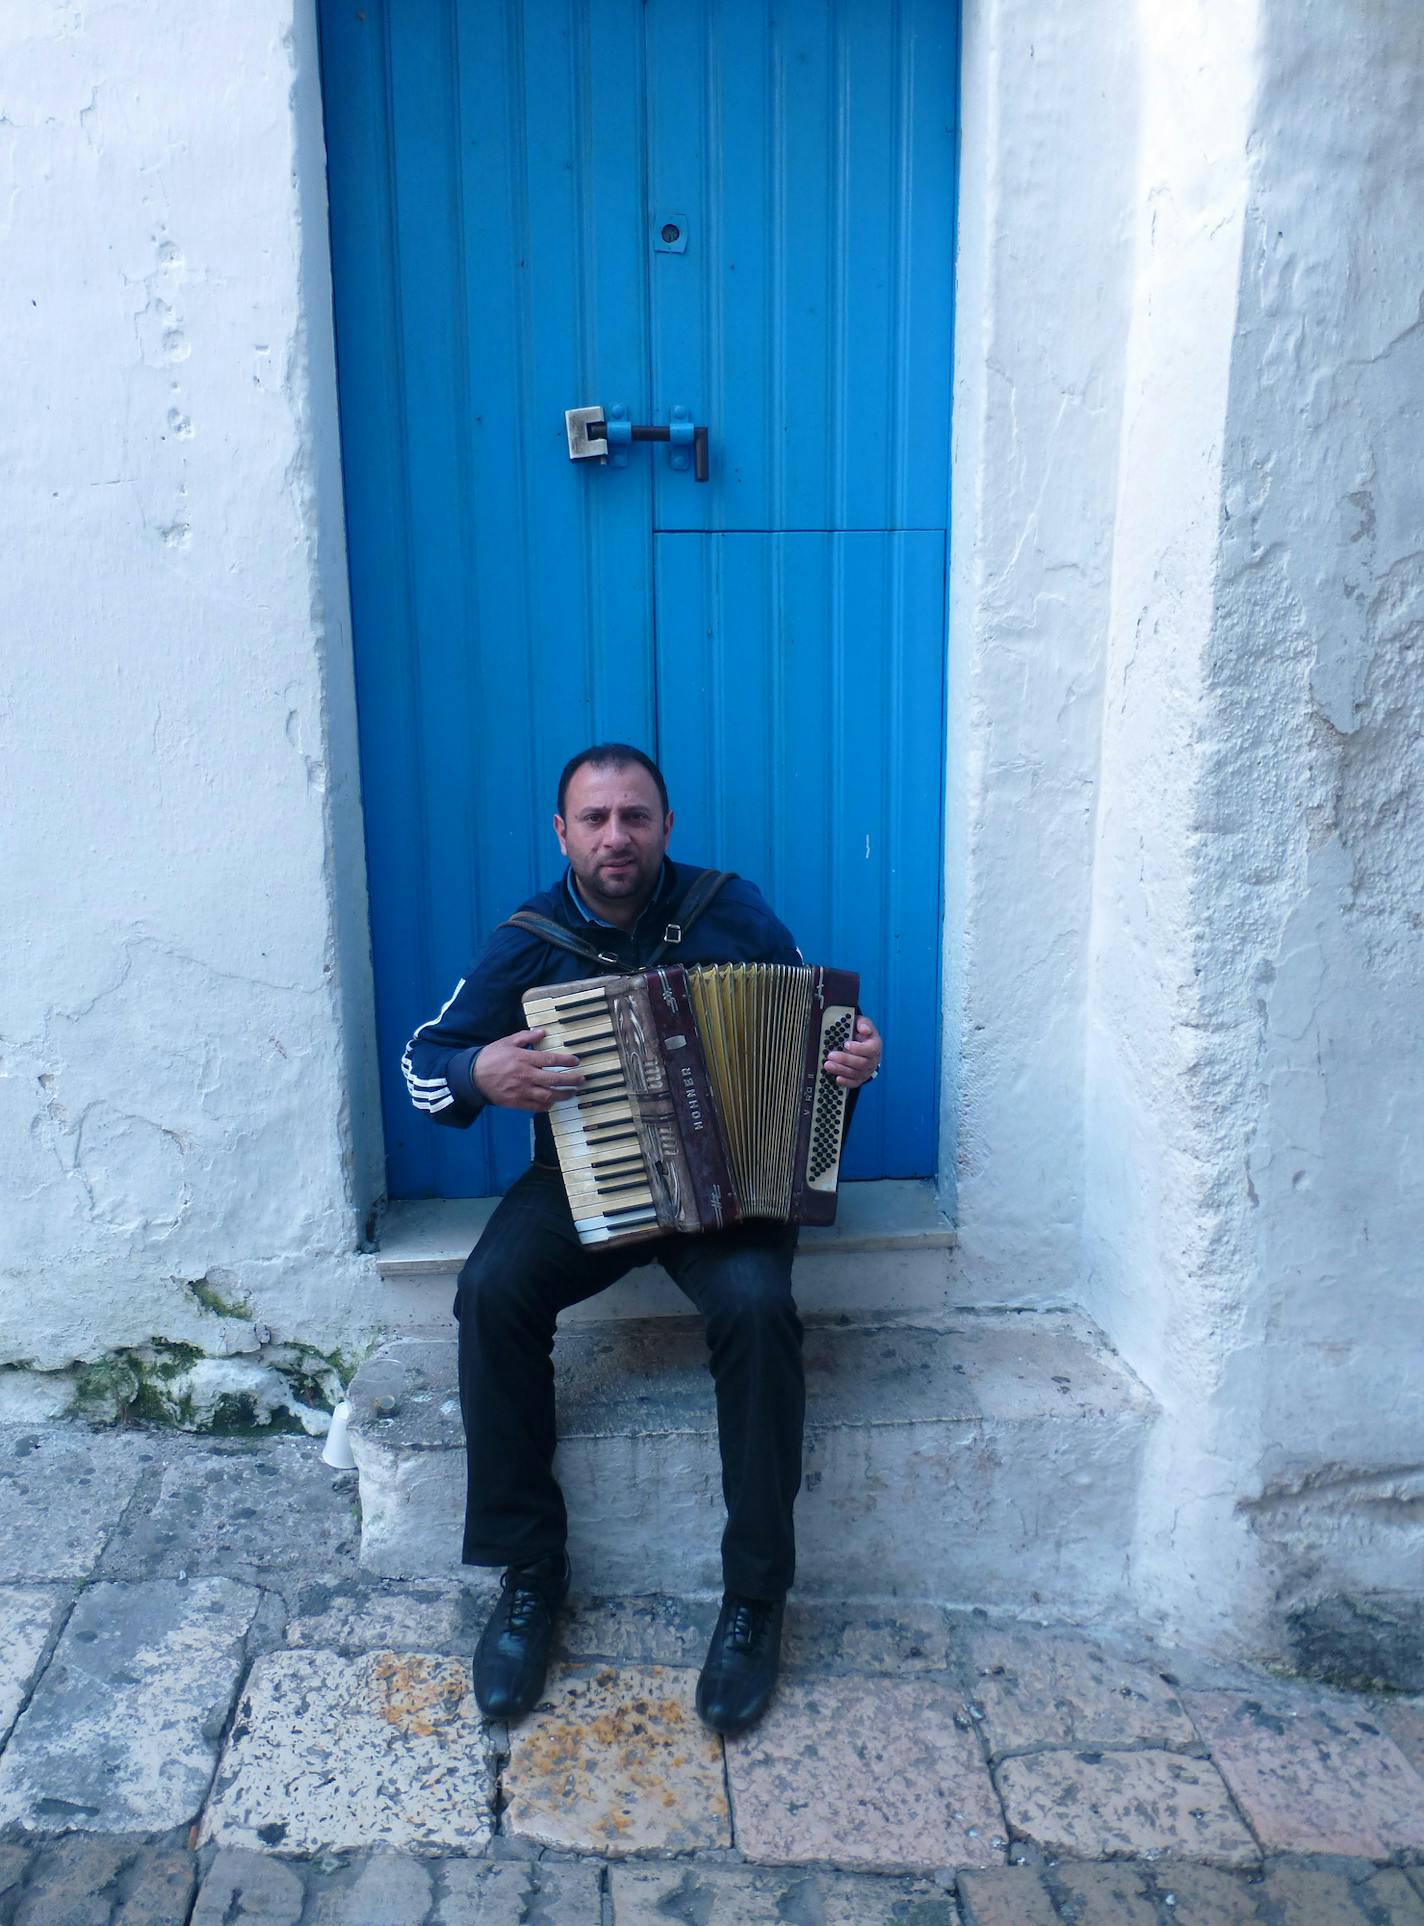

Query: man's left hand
[824,1014,883,1089]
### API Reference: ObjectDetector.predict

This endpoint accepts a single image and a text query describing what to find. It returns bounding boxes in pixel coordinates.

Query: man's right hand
[472,1028,584,1113]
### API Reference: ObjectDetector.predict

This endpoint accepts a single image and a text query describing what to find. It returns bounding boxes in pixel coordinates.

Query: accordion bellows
[524,962,860,1247]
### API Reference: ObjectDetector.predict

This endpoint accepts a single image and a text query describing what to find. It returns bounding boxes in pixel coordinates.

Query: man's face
[555,761,673,922]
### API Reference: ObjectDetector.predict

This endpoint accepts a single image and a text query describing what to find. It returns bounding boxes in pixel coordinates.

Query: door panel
[655,532,946,1178]
[322,0,655,1195]
[644,0,955,1179]
[646,0,958,534]
[320,0,957,1196]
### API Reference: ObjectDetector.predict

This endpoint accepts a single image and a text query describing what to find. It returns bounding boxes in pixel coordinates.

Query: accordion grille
[686,963,813,1218]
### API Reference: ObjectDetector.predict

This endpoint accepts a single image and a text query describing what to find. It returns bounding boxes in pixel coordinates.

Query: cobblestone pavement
[0,1423,1422,1922]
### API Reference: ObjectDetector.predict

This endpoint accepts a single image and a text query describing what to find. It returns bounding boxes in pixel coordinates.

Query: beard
[571,849,660,907]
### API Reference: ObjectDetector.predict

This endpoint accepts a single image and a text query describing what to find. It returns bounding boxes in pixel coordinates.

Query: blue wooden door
[319,0,958,1196]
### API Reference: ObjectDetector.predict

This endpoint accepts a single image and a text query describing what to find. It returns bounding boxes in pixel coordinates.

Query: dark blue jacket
[402,860,800,1163]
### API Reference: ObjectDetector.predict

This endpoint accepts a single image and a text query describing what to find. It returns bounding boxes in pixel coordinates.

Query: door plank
[655,531,946,1179]
[646,0,958,534]
[322,0,654,1195]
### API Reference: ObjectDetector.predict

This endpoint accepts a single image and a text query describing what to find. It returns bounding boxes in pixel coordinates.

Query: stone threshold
[374,1178,955,1279]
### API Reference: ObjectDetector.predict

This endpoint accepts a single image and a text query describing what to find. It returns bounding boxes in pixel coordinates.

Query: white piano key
[550,1102,636,1130]
[556,1137,644,1163]
[552,1104,635,1134]
[526,989,607,1021]
[565,1187,654,1213]
[552,1136,638,1164]
[574,1206,659,1242]
[550,1092,632,1117]
[556,1131,639,1157]
[546,1027,615,1053]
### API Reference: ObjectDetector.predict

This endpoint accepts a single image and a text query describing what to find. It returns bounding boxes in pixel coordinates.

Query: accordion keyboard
[523,984,660,1243]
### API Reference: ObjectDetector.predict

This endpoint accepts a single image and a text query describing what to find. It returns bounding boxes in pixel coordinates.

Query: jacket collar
[564,858,675,935]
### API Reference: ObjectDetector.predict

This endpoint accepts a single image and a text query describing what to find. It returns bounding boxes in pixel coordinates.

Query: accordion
[524,962,860,1247]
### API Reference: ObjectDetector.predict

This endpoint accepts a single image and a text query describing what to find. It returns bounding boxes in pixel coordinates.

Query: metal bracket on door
[564,404,709,481]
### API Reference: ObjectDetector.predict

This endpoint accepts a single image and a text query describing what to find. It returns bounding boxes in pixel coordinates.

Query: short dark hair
[556,743,669,817]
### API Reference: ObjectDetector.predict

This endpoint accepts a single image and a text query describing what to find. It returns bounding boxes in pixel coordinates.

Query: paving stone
[954,1865,1061,1926]
[504,1663,729,1855]
[1354,1867,1424,1922]
[434,1858,605,1923]
[202,1648,494,1855]
[11,1840,126,1926]
[557,1593,717,1667]
[1257,1857,1424,1923]
[995,1747,1258,1867]
[8,1841,194,1926]
[966,1627,1195,1755]
[1185,1687,1424,1855]
[0,1585,68,1744]
[522,1862,616,1924]
[303,1851,434,1925]
[1049,1859,1157,1923]
[0,1578,258,1835]
[112,1852,199,1926]
[1379,1696,1424,1774]
[819,1871,961,1925]
[1148,1862,1262,1923]
[0,1428,155,1581]
[784,1602,960,1675]
[98,1442,360,1581]
[0,1844,32,1911]
[190,1849,306,1925]
[726,1675,1004,1873]
[609,1863,958,1924]
[286,1580,484,1654]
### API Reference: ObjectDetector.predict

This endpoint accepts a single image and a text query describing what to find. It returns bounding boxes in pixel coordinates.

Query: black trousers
[453,1162,804,1599]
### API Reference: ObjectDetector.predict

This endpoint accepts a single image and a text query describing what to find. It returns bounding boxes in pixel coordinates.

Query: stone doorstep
[349,1313,1157,1613]
[374,1179,957,1328]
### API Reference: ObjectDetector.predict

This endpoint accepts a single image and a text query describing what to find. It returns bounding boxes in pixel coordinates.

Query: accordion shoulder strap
[639,868,737,968]
[499,911,621,968]
[498,868,739,974]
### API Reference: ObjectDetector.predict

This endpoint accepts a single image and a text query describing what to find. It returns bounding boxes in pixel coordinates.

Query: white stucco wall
[951,0,1424,1650]
[0,1,385,1384]
[1081,0,1424,1646]
[1227,0,1424,1630]
[1080,0,1270,1644]
[942,0,1139,1303]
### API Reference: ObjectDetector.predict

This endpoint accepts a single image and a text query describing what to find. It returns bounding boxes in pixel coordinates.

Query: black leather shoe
[472,1551,570,1721]
[696,1591,785,1735]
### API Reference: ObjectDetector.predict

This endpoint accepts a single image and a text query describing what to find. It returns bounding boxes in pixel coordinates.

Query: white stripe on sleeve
[401,977,469,1107]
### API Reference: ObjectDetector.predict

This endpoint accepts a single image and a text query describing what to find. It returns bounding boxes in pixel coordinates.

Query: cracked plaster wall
[1077,0,1424,1650]
[0,1,385,1375]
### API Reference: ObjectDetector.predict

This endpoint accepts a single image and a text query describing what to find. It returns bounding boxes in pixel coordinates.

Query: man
[403,744,882,1734]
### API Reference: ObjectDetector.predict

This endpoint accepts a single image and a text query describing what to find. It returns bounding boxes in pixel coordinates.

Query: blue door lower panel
[654,532,946,1179]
